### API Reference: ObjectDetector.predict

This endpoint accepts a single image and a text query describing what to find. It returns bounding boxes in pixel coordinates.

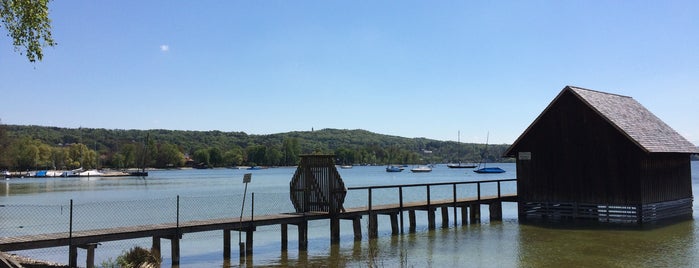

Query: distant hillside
[1,125,512,170]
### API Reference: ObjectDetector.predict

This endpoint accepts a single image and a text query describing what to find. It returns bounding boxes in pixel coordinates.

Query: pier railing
[347,178,517,211]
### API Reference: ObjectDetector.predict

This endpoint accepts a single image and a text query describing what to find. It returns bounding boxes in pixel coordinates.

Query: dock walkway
[0,179,517,267]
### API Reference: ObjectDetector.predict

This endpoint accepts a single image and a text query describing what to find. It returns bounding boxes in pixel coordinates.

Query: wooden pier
[0,179,516,267]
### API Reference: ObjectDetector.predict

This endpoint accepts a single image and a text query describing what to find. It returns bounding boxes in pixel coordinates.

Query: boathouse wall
[507,86,696,224]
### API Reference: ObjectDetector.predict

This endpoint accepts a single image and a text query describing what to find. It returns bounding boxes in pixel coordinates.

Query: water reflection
[516,220,696,267]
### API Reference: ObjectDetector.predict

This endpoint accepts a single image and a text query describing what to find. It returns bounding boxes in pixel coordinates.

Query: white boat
[410,166,432,173]
[78,169,103,177]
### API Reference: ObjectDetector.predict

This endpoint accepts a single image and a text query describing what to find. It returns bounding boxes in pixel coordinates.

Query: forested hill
[0,124,511,170]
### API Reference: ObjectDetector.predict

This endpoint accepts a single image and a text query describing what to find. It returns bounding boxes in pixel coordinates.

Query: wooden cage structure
[290,155,347,214]
[505,86,698,224]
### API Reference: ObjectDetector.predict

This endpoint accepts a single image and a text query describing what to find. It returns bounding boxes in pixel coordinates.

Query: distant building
[505,86,698,224]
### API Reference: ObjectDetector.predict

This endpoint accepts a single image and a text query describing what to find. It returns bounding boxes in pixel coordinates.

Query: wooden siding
[512,90,646,205]
[640,153,693,203]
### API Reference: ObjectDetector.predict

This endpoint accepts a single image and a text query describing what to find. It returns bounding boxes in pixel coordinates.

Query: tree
[1,0,56,62]
[0,119,11,168]
[9,137,39,170]
[192,148,210,167]
[282,137,300,166]
[208,147,223,167]
[156,143,184,168]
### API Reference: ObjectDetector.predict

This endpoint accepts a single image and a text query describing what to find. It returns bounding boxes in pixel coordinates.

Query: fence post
[497,181,501,198]
[452,184,457,226]
[477,183,481,201]
[68,199,76,268]
[399,187,404,234]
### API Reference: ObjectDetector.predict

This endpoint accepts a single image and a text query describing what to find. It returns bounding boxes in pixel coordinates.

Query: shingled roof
[508,86,698,154]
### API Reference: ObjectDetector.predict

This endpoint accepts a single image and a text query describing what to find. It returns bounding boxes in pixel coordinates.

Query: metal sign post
[239,173,251,258]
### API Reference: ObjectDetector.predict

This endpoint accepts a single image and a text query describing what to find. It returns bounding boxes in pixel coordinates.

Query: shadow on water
[516,218,697,267]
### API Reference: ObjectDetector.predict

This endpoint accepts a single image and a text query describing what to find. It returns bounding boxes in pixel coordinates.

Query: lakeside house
[505,86,698,224]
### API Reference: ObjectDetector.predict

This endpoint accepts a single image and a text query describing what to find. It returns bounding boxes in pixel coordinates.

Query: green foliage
[114,246,161,268]
[0,0,56,62]
[0,125,513,170]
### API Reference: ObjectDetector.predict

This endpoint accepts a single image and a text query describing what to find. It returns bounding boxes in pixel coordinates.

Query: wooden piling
[352,217,362,240]
[441,207,450,227]
[460,206,469,225]
[470,204,481,223]
[223,229,231,259]
[281,224,288,250]
[389,212,399,235]
[408,210,416,232]
[152,236,161,261]
[369,213,378,238]
[490,202,502,221]
[428,208,436,229]
[330,217,340,243]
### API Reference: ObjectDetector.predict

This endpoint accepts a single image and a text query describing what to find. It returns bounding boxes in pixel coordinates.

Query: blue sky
[1,1,697,145]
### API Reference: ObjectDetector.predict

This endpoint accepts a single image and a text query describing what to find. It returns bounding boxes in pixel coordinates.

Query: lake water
[1,162,698,267]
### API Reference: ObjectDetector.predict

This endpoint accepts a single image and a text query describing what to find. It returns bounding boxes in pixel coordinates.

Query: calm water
[1,162,698,267]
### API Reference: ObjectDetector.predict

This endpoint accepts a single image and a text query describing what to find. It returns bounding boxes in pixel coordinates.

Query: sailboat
[128,133,149,177]
[473,132,505,174]
[447,131,477,169]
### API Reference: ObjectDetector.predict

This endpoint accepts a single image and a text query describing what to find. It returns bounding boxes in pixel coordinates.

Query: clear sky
[1,1,697,145]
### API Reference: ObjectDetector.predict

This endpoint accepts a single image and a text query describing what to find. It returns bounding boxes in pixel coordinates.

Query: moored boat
[386,165,404,172]
[447,162,477,169]
[410,166,432,173]
[473,167,506,173]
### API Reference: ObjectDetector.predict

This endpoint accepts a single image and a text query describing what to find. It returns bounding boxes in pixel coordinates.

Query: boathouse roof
[506,86,698,155]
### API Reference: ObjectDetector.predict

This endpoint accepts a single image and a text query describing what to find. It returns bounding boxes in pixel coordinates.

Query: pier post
[427,208,436,229]
[69,245,77,268]
[441,207,450,228]
[69,243,98,268]
[81,243,98,268]
[489,202,502,221]
[408,210,416,232]
[330,217,340,243]
[281,224,288,251]
[470,204,481,223]
[389,212,399,235]
[246,230,254,256]
[298,221,308,251]
[170,235,180,266]
[352,217,362,240]
[460,206,468,225]
[223,229,231,260]
[369,213,378,238]
[152,236,161,261]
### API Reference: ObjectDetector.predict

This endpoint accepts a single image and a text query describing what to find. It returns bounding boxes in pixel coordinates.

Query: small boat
[79,169,104,177]
[410,166,432,173]
[447,162,477,169]
[448,132,476,169]
[473,167,506,173]
[340,165,353,169]
[247,166,268,170]
[473,132,505,174]
[386,165,404,172]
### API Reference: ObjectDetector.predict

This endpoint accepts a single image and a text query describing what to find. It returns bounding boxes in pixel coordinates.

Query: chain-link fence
[0,179,517,267]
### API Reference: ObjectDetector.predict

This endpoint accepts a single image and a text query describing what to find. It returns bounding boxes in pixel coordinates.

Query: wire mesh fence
[0,179,516,266]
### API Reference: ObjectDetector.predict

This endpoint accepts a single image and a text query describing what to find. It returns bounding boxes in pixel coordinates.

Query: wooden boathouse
[505,86,698,224]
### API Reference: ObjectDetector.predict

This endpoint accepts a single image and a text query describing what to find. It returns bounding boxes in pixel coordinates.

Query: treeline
[0,124,513,171]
